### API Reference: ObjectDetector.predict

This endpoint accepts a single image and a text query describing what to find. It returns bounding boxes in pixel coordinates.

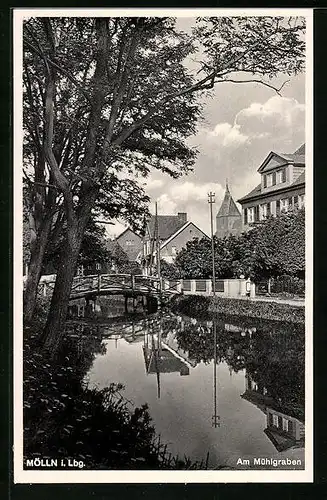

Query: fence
[256,277,305,297]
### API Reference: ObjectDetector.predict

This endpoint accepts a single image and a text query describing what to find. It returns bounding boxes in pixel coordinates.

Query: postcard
[13,8,313,483]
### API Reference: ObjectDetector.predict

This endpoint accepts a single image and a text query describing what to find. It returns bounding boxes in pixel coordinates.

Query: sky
[106,17,305,238]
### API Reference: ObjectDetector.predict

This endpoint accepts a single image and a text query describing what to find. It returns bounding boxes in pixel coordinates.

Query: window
[273,414,279,427]
[267,174,273,187]
[277,170,282,184]
[280,198,289,212]
[282,168,287,182]
[244,208,248,225]
[247,207,254,223]
[267,203,271,216]
[298,194,305,208]
[276,199,280,215]
[260,204,268,220]
[272,172,276,186]
[263,175,267,188]
[96,263,101,271]
[277,168,287,184]
[282,418,289,432]
[293,195,298,208]
[254,205,260,222]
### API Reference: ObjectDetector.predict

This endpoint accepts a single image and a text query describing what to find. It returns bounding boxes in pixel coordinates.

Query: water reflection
[76,301,305,469]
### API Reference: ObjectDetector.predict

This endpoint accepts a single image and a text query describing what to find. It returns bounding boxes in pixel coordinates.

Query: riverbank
[170,294,305,324]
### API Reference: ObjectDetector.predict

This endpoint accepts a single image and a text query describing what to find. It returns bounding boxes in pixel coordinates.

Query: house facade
[238,144,305,231]
[142,212,208,274]
[216,183,242,239]
[115,227,143,263]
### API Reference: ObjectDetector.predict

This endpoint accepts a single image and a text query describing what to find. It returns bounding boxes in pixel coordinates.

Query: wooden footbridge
[68,273,180,301]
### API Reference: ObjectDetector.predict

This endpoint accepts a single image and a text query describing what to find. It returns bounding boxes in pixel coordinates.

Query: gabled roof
[116,227,142,241]
[145,348,189,374]
[217,184,241,217]
[106,239,127,259]
[160,221,209,250]
[147,214,186,241]
[258,144,305,173]
[238,144,306,204]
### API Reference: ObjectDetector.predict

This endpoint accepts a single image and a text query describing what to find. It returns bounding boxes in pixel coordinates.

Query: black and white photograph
[13,8,313,483]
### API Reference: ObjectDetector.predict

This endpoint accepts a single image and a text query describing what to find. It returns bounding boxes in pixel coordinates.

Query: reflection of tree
[24,324,161,469]
[173,316,304,419]
[24,320,203,469]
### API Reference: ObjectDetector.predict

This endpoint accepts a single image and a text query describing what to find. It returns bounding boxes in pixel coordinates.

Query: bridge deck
[68,274,179,301]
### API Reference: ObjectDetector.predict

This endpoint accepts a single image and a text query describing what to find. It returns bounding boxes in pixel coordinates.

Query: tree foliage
[22,15,306,337]
[174,209,305,281]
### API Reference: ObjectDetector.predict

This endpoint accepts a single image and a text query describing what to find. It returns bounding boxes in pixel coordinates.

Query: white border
[13,8,314,484]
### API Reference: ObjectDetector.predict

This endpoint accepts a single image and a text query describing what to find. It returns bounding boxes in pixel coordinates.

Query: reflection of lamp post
[208,192,216,296]
[212,322,220,428]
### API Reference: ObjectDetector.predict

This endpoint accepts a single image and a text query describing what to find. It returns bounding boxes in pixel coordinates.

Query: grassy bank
[170,294,304,324]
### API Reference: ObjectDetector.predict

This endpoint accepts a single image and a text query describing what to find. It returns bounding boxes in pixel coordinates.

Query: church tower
[215,182,242,239]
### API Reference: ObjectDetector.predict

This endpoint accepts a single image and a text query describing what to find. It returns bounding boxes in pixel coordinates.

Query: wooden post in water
[131,274,136,311]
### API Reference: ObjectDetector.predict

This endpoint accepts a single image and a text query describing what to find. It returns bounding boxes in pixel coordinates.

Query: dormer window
[277,168,286,184]
[264,169,285,189]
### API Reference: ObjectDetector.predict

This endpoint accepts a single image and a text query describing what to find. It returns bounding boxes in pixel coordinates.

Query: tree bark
[24,216,52,322]
[41,219,86,352]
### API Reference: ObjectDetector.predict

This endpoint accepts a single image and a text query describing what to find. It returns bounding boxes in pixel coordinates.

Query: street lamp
[208,192,216,296]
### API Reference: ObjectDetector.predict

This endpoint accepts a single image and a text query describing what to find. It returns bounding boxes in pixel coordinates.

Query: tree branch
[216,78,290,96]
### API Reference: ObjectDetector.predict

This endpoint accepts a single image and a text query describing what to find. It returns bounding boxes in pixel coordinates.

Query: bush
[171,294,304,324]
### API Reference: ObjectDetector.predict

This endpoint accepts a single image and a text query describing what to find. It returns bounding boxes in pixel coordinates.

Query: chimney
[177,212,187,223]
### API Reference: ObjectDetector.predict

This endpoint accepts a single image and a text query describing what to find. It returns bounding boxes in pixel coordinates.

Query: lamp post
[208,192,216,296]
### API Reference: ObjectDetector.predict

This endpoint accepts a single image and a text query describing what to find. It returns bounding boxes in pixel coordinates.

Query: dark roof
[217,185,241,217]
[238,183,262,203]
[292,171,305,187]
[293,143,305,155]
[147,215,186,241]
[276,152,305,165]
[238,145,306,204]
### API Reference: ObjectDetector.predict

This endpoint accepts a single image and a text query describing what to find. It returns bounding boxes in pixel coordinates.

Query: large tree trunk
[41,219,88,352]
[24,217,52,322]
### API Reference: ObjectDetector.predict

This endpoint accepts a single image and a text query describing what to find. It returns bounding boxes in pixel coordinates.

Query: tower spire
[226,178,230,193]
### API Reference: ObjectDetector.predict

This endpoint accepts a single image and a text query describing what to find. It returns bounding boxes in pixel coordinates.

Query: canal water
[76,298,305,470]
[24,297,305,470]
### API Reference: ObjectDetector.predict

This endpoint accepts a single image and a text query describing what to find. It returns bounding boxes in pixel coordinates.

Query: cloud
[106,94,305,239]
[155,181,226,235]
[209,122,248,147]
[235,96,305,141]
